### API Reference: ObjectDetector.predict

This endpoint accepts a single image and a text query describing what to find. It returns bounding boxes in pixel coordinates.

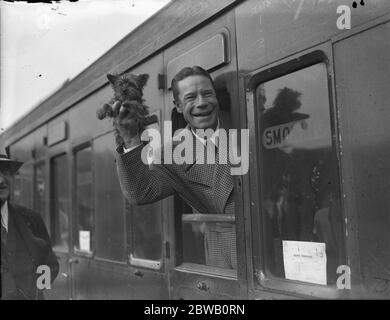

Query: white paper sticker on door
[79,230,91,252]
[282,240,327,285]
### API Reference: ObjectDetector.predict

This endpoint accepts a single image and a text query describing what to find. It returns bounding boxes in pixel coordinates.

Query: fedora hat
[262,87,310,127]
[0,145,23,174]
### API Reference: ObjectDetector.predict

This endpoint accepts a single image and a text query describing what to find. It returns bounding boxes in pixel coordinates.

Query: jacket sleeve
[116,144,177,205]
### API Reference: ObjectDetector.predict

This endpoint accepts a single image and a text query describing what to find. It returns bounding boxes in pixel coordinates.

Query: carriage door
[163,12,247,299]
[333,20,390,298]
[47,151,72,299]
[46,120,72,300]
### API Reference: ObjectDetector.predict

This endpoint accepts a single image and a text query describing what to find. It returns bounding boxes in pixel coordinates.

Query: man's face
[0,169,12,204]
[175,75,219,131]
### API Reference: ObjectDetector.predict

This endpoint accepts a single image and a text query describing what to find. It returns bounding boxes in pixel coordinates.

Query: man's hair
[171,66,216,104]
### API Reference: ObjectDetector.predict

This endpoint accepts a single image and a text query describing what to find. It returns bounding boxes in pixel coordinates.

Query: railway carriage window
[51,154,70,251]
[34,162,45,216]
[129,202,163,264]
[171,106,237,271]
[127,114,163,267]
[13,171,22,204]
[94,135,126,262]
[74,146,94,253]
[182,214,237,270]
[14,162,33,208]
[256,63,344,285]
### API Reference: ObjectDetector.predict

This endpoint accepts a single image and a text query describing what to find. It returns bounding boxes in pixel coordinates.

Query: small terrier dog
[96,72,158,146]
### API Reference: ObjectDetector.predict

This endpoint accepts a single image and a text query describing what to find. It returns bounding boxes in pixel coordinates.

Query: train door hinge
[158,73,166,90]
[165,241,170,259]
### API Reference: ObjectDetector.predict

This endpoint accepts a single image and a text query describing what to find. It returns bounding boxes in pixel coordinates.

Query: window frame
[246,46,348,299]
[169,105,239,279]
[50,152,70,253]
[33,160,46,215]
[126,200,164,271]
[92,133,128,264]
[176,213,238,278]
[124,110,165,270]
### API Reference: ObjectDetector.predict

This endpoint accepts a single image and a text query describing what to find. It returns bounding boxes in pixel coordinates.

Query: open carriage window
[256,63,344,285]
[172,104,237,274]
[181,213,237,271]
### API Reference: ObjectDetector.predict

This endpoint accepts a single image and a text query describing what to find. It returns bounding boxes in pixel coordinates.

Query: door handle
[69,258,79,265]
[61,273,69,278]
[134,270,144,277]
[196,281,209,291]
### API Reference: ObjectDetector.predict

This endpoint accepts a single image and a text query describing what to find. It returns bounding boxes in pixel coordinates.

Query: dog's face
[107,73,149,102]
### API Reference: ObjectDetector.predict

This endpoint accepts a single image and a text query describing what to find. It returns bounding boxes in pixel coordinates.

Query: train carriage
[1,0,389,299]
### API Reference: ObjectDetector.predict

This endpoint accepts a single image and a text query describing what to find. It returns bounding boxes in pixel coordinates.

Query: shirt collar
[1,200,8,232]
[191,119,220,147]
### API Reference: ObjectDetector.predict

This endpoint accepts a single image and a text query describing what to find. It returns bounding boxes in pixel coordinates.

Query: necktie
[204,137,218,164]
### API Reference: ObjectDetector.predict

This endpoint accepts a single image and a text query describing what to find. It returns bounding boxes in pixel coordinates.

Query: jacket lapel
[185,162,215,188]
[179,122,234,211]
[180,125,215,187]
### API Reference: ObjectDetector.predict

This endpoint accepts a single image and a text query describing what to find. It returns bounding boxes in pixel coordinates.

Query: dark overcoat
[1,203,59,300]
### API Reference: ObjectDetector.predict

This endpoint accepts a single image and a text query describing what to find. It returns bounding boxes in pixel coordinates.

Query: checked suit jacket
[116,126,235,215]
[116,124,238,268]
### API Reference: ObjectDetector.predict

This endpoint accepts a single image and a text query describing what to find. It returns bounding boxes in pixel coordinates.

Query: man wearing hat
[1,147,59,300]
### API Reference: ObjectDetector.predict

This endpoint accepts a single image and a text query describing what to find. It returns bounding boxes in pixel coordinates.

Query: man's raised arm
[112,101,175,205]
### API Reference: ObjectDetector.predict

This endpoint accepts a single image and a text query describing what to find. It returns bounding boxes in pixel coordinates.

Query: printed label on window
[282,240,327,285]
[79,230,91,252]
[262,120,308,149]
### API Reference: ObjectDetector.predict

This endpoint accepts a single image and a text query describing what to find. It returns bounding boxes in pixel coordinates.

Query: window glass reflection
[34,162,45,216]
[94,136,126,262]
[130,202,162,262]
[182,214,237,270]
[75,146,93,252]
[51,154,69,251]
[257,63,344,284]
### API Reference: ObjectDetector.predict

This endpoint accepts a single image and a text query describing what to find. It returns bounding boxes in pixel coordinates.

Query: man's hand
[112,101,142,148]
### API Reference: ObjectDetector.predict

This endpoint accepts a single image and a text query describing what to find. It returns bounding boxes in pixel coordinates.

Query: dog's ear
[136,74,149,89]
[107,74,117,85]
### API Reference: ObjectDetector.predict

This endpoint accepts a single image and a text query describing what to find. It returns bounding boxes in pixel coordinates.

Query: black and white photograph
[0,0,389,303]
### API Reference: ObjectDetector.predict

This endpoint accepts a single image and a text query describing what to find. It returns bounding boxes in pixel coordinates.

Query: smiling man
[172,68,219,131]
[114,66,235,215]
[113,66,237,269]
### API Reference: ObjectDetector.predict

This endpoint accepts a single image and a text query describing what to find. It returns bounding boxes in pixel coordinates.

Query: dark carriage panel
[334,21,390,298]
[235,0,390,72]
